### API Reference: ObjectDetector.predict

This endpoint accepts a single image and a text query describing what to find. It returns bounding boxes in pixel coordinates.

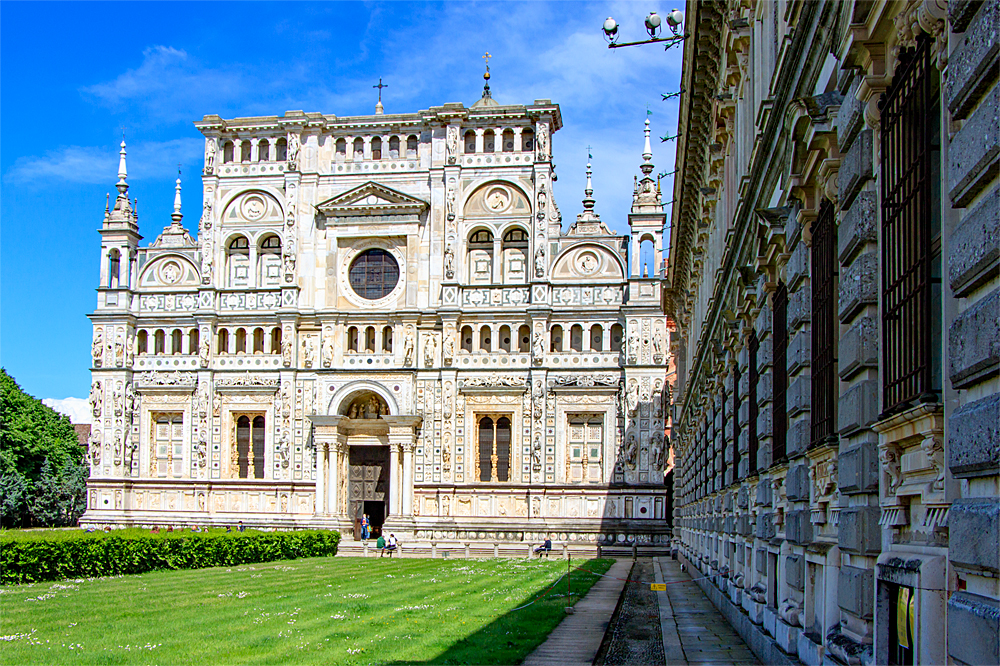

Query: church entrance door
[349,446,389,541]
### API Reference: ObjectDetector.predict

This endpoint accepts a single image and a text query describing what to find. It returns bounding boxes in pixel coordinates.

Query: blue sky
[0,1,683,415]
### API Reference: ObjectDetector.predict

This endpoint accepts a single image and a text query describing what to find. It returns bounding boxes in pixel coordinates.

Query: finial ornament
[641,117,654,176]
[481,52,493,100]
[117,136,129,194]
[172,168,183,224]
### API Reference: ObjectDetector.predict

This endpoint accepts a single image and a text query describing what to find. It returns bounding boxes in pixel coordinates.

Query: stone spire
[569,155,610,236]
[171,174,183,224]
[631,117,663,214]
[106,137,138,231]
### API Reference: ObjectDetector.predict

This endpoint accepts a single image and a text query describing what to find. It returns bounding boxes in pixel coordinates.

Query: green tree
[0,369,88,527]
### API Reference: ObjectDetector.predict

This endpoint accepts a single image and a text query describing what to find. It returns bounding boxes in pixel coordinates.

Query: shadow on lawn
[383,558,614,666]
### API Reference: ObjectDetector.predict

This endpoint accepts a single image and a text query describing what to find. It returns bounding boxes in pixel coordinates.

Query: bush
[0,528,340,584]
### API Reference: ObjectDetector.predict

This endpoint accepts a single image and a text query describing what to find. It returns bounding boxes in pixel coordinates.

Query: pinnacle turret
[171,176,183,224]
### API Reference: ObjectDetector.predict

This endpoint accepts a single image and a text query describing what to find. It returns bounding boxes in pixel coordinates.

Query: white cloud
[6,138,203,186]
[43,397,91,425]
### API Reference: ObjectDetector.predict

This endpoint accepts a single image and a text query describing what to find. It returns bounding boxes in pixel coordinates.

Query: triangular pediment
[315,182,428,218]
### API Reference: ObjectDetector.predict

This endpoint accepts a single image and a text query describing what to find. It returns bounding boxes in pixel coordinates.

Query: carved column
[388,443,401,516]
[315,443,327,514]
[402,443,414,516]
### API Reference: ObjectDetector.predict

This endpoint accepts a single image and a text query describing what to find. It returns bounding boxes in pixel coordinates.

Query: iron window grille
[879,35,942,415]
[732,366,741,478]
[811,199,838,447]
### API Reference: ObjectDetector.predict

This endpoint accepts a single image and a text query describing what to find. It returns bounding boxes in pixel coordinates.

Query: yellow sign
[651,583,666,591]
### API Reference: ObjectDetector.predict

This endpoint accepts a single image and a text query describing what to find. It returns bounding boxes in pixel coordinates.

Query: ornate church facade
[82,88,674,548]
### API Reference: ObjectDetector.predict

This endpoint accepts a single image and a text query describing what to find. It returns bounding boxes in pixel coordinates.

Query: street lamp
[603,10,685,49]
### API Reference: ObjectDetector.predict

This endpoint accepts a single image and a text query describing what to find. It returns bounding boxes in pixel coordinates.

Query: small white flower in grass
[237,591,248,599]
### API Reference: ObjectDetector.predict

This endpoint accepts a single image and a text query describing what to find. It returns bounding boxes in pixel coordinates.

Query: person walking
[361,514,370,540]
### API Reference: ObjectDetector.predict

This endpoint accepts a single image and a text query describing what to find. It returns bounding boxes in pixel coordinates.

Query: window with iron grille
[719,390,727,482]
[811,199,838,447]
[879,35,942,415]
[748,330,759,473]
[732,366,741,477]
[772,281,788,463]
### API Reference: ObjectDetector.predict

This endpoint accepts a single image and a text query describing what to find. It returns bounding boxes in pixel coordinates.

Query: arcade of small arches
[133,326,284,357]
[462,127,535,154]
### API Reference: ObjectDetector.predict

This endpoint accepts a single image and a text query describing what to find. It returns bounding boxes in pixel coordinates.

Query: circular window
[349,249,399,300]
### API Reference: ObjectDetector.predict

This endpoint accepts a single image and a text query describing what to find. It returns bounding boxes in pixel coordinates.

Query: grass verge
[1,555,614,665]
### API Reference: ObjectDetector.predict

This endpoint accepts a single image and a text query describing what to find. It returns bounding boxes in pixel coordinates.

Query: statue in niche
[532,331,545,359]
[88,430,102,466]
[287,133,300,167]
[275,431,290,469]
[536,186,547,220]
[532,433,542,470]
[200,201,213,231]
[650,433,664,472]
[532,380,544,420]
[346,392,388,419]
[443,331,455,365]
[204,138,217,173]
[625,379,639,417]
[90,381,102,419]
[322,334,334,368]
[536,123,549,160]
[301,336,314,368]
[446,187,456,221]
[652,328,664,358]
[628,329,640,363]
[283,250,296,282]
[281,336,292,367]
[403,328,415,366]
[197,385,209,418]
[444,244,455,279]
[113,383,123,419]
[201,237,213,285]
[199,338,210,368]
[624,433,638,470]
[442,432,452,470]
[213,391,221,417]
[446,126,459,163]
[92,328,103,368]
[195,434,207,469]
[534,247,546,278]
[125,334,134,367]
[423,334,436,367]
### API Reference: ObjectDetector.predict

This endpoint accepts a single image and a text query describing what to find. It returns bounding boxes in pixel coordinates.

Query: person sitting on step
[534,535,552,557]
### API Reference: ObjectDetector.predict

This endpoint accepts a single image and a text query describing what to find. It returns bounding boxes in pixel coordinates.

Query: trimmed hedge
[0,528,340,584]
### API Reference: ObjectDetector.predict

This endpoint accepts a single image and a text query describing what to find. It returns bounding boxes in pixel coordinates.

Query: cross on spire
[587,145,593,160]
[373,77,388,102]
[483,51,492,70]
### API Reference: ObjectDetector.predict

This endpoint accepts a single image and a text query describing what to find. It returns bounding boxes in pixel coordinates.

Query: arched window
[499,325,511,353]
[371,137,382,160]
[518,325,530,353]
[235,328,247,354]
[217,328,229,354]
[171,329,183,355]
[479,325,491,353]
[406,135,418,157]
[189,329,199,355]
[388,136,400,159]
[468,229,494,284]
[570,325,583,352]
[223,141,235,163]
[478,417,493,482]
[365,326,376,353]
[228,236,250,287]
[347,326,359,353]
[501,228,529,283]
[335,138,347,161]
[382,326,393,353]
[137,330,148,355]
[521,128,534,152]
[270,327,281,354]
[610,324,624,352]
[484,131,495,153]
[108,249,121,288]
[502,129,515,152]
[639,238,656,277]
[154,330,166,355]
[153,413,183,478]
[235,414,266,480]
[258,235,281,287]
[275,138,287,161]
[590,325,604,351]
[461,325,473,353]
[464,130,476,154]
[353,138,363,161]
[258,139,270,162]
[550,325,563,353]
[240,140,252,163]
[253,327,264,354]
[477,416,511,483]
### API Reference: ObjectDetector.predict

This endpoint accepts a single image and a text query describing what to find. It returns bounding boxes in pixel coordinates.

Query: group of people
[360,514,398,556]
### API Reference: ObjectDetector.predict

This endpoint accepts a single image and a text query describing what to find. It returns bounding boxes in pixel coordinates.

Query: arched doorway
[340,391,391,540]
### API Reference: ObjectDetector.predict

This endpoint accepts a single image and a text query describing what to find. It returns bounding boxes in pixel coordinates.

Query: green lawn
[1,555,613,665]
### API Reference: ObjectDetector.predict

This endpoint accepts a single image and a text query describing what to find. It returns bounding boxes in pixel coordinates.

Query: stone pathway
[527,556,759,666]
[522,558,630,666]
[655,557,760,665]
